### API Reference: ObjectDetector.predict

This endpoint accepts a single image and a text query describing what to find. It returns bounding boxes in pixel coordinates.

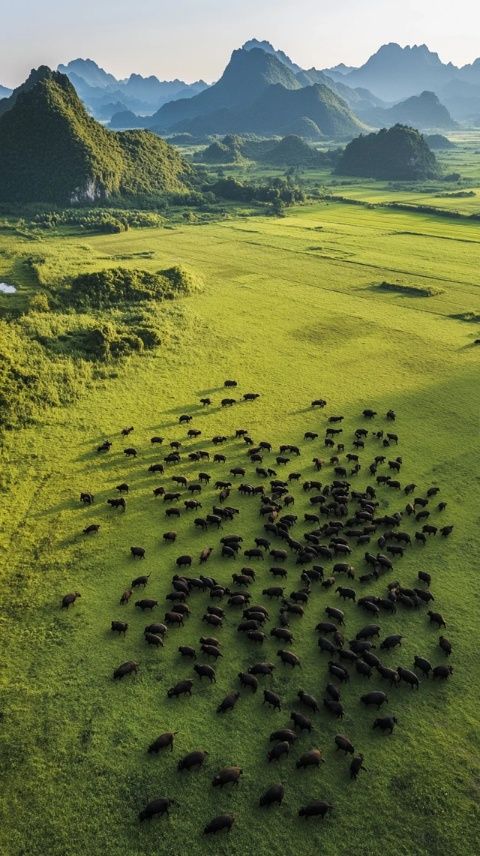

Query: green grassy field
[0,197,479,856]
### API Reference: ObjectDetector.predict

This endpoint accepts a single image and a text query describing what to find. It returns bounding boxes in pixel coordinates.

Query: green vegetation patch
[449,311,480,323]
[336,124,440,181]
[68,265,201,309]
[374,281,444,297]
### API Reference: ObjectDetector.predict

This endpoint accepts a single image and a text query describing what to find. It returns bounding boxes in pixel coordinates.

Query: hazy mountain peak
[242,38,303,74]
[58,58,118,88]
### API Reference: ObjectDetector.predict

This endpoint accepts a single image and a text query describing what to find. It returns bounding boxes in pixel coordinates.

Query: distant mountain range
[323,43,480,121]
[111,48,367,139]
[0,67,191,204]
[101,40,462,137]
[57,58,208,120]
[361,91,457,131]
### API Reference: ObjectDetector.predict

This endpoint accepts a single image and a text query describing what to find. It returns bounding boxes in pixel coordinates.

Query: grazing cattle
[325,606,344,624]
[124,447,137,458]
[428,610,446,628]
[212,766,242,787]
[397,667,419,689]
[148,732,177,753]
[439,636,452,656]
[271,627,294,643]
[178,750,208,771]
[176,555,192,568]
[83,524,100,535]
[290,711,312,732]
[153,487,165,497]
[324,699,344,718]
[166,508,181,518]
[350,754,367,779]
[111,620,128,635]
[131,547,145,559]
[178,645,196,659]
[80,492,94,505]
[200,547,213,564]
[259,783,284,808]
[440,525,453,537]
[217,691,240,713]
[97,441,111,453]
[113,660,138,680]
[296,749,324,769]
[194,664,215,683]
[269,731,296,748]
[201,644,222,659]
[335,735,354,754]
[263,689,282,710]
[297,690,319,713]
[263,586,284,599]
[138,797,176,822]
[277,650,301,668]
[145,633,163,647]
[336,586,356,602]
[380,634,403,651]
[317,636,337,654]
[150,436,164,444]
[167,679,193,698]
[249,662,275,677]
[361,691,388,709]
[203,814,235,835]
[413,656,432,677]
[145,623,167,637]
[116,483,129,493]
[328,662,349,683]
[245,548,264,560]
[432,665,453,680]
[356,659,373,678]
[356,624,380,640]
[163,531,177,543]
[135,599,157,611]
[373,716,397,734]
[422,524,437,536]
[238,672,258,692]
[164,610,183,624]
[299,801,333,820]
[268,741,290,762]
[107,498,126,511]
[120,589,132,605]
[61,592,81,609]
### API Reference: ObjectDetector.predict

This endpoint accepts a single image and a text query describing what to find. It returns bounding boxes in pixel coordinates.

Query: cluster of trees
[68,265,200,309]
[206,176,305,212]
[31,208,165,232]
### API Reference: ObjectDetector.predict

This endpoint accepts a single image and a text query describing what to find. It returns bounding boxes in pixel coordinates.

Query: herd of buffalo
[69,382,454,835]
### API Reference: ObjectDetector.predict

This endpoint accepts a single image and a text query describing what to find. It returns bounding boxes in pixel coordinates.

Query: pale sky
[0,0,478,88]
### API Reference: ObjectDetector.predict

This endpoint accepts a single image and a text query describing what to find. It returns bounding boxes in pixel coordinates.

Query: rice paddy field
[0,192,479,856]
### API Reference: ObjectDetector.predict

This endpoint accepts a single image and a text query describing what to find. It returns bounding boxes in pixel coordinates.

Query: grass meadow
[0,198,479,856]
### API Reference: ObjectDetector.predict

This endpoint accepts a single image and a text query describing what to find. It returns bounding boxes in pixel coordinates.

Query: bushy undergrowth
[68,264,201,309]
[0,262,201,430]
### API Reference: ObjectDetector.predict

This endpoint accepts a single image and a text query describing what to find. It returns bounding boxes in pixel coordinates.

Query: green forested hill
[0,68,191,204]
[336,124,440,179]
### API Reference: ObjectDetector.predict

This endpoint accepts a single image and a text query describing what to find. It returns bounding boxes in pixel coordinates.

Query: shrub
[68,265,201,309]
[29,292,50,312]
